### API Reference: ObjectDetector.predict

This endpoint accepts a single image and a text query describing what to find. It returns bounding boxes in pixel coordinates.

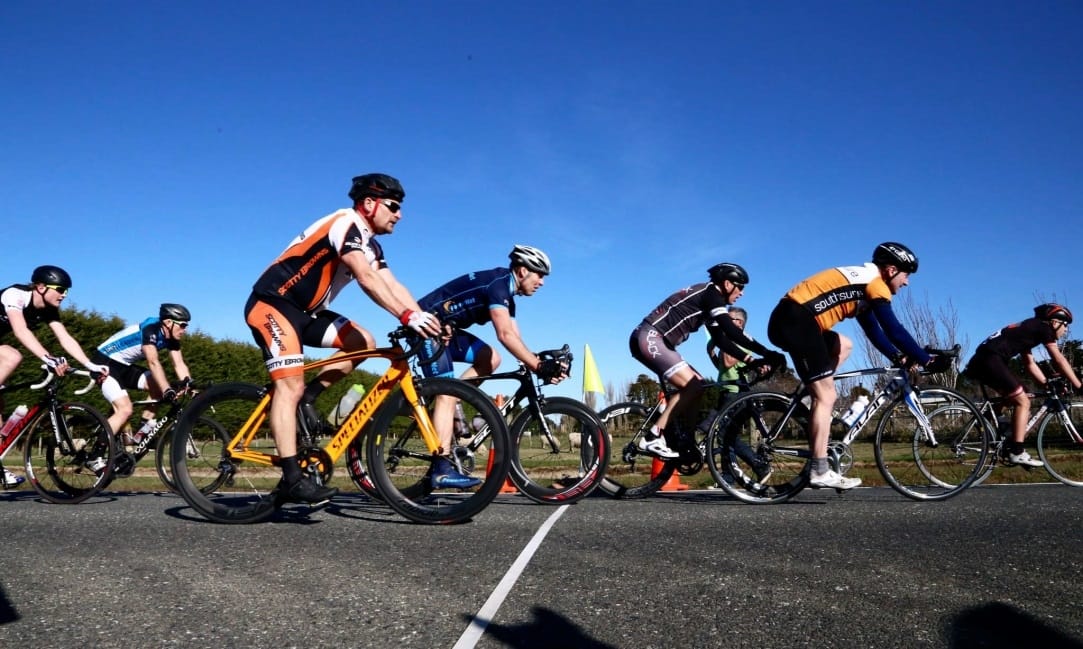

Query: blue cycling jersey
[96,317,180,365]
[417,267,516,328]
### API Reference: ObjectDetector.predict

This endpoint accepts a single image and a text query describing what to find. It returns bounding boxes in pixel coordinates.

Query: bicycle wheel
[508,396,608,504]
[22,402,115,504]
[932,405,997,488]
[594,402,673,499]
[1037,401,1083,487]
[874,387,989,501]
[156,416,231,494]
[707,391,810,504]
[170,383,279,524]
[366,378,509,524]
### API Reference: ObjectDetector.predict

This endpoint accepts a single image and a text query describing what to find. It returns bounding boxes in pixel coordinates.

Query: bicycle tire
[1037,401,1083,487]
[508,396,608,504]
[932,405,997,488]
[170,383,280,524]
[346,419,383,501]
[156,416,231,494]
[595,402,673,499]
[874,387,989,501]
[22,402,115,504]
[707,391,810,504]
[366,378,510,524]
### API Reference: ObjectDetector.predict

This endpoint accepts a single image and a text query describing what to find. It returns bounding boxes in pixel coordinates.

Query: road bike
[169,328,510,524]
[708,345,990,503]
[954,375,1083,487]
[347,345,608,504]
[104,385,230,494]
[596,359,776,499]
[0,366,114,504]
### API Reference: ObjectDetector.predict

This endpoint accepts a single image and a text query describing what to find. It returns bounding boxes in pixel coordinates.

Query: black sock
[281,455,302,484]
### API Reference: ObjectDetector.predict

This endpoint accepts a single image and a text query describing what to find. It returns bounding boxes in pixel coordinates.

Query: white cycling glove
[400,309,438,335]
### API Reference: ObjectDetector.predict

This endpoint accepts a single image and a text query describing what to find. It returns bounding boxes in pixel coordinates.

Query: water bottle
[132,417,157,444]
[841,395,870,427]
[333,383,366,426]
[0,405,29,442]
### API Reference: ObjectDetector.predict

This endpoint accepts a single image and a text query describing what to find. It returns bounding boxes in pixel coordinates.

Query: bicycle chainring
[113,452,136,478]
[299,447,334,483]
[827,441,854,475]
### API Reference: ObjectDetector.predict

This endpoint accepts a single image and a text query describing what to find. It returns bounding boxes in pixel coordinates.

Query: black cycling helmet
[872,242,919,273]
[348,173,405,203]
[1034,303,1073,324]
[31,265,72,288]
[508,244,552,275]
[159,303,192,322]
[708,262,749,286]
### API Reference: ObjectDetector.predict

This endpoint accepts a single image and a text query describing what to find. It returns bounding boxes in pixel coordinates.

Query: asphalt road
[2,484,1082,649]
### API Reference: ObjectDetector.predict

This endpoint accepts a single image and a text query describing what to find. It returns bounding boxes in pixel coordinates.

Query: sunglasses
[45,284,69,295]
[732,283,746,291]
[172,321,190,329]
[380,199,401,213]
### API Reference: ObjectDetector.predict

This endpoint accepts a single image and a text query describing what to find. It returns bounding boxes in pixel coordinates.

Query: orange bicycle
[168,329,509,524]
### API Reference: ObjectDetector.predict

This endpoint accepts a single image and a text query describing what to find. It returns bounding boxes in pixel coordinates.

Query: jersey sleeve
[705,312,769,359]
[859,299,931,365]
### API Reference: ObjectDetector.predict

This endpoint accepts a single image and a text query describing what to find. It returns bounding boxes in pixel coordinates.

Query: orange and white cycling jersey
[783,263,892,331]
[251,208,387,313]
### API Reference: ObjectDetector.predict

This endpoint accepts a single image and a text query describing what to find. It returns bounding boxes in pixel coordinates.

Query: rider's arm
[6,307,52,360]
[343,250,434,332]
[858,300,931,365]
[490,306,539,371]
[1043,342,1083,389]
[143,343,172,395]
[170,349,192,383]
[705,314,768,360]
[49,321,104,371]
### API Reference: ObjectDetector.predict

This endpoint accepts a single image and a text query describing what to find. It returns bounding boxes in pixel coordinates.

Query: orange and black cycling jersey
[251,209,387,313]
[783,263,892,331]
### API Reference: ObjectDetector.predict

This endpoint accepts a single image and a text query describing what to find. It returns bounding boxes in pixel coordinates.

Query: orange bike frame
[225,345,442,466]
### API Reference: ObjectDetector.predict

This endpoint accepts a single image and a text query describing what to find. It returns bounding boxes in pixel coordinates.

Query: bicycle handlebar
[388,326,441,362]
[28,365,99,394]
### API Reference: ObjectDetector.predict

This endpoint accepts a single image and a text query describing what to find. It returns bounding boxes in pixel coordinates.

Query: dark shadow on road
[947,602,1083,649]
[0,584,19,624]
[468,606,618,649]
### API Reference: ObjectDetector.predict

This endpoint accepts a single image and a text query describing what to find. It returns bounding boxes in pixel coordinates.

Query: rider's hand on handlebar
[535,357,569,384]
[923,354,952,374]
[42,355,70,376]
[400,309,441,338]
[762,350,786,373]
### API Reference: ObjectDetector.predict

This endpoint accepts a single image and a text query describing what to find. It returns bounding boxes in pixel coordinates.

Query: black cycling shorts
[767,298,840,383]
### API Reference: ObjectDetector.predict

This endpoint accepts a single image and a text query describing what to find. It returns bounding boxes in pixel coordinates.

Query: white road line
[452,504,571,649]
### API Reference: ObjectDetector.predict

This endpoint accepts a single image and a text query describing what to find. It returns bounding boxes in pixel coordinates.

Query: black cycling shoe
[281,476,338,504]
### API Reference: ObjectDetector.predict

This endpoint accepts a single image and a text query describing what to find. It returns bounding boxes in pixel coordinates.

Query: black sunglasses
[380,199,401,213]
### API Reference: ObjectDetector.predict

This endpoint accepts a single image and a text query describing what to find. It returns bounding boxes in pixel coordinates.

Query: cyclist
[93,303,193,444]
[0,265,110,485]
[629,263,785,459]
[766,242,951,490]
[244,173,441,504]
[963,303,1083,468]
[415,245,569,488]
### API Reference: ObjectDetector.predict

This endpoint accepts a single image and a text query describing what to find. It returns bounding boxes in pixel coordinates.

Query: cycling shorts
[93,352,151,403]
[963,352,1021,396]
[629,323,690,381]
[767,298,840,383]
[416,330,491,378]
[244,293,364,380]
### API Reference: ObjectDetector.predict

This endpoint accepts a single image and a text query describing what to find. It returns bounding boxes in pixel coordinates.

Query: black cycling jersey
[417,267,516,328]
[640,282,767,359]
[973,318,1056,360]
[0,284,60,337]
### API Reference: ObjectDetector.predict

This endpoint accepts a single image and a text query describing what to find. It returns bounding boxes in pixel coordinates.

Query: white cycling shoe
[809,469,861,490]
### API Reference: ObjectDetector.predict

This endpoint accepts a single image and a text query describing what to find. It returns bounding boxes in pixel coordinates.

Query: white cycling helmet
[508,244,551,275]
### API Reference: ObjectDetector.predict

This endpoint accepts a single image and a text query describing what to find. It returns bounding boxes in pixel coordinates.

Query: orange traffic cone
[652,457,688,491]
[485,448,518,494]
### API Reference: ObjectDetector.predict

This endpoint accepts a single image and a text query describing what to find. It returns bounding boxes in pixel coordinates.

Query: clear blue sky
[3,1,1081,404]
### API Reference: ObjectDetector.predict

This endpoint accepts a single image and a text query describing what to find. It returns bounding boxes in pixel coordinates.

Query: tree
[625,374,661,404]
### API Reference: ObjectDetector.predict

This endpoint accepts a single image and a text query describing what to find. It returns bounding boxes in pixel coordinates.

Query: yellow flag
[583,344,605,394]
